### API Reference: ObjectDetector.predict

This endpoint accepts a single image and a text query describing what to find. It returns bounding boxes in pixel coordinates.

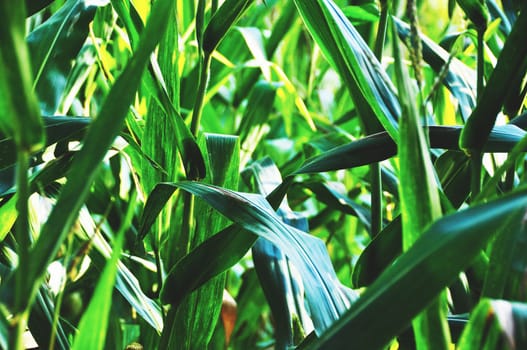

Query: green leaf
[160,134,240,349]
[483,206,527,301]
[0,1,44,152]
[160,182,358,333]
[293,0,400,138]
[248,158,314,345]
[352,216,401,288]
[460,2,527,152]
[458,299,527,349]
[0,116,89,171]
[342,3,380,24]
[295,125,526,174]
[27,0,105,114]
[4,0,178,314]
[393,22,450,347]
[302,190,527,349]
[71,192,134,350]
[0,195,17,242]
[202,0,254,54]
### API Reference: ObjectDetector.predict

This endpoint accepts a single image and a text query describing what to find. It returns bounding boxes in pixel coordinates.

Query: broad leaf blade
[160,182,358,333]
[303,190,527,349]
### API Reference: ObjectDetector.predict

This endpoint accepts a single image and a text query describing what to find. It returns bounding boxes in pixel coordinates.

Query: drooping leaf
[247,158,314,346]
[158,181,358,333]
[301,190,527,349]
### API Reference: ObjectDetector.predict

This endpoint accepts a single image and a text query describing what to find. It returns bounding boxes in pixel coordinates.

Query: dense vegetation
[1,0,527,349]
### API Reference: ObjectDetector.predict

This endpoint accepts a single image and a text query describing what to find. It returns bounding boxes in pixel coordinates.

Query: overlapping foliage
[0,0,526,349]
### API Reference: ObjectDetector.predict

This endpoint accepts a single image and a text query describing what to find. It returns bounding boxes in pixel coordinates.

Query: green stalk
[470,29,485,201]
[476,29,485,98]
[370,0,389,236]
[190,53,212,137]
[179,1,213,259]
[12,150,31,350]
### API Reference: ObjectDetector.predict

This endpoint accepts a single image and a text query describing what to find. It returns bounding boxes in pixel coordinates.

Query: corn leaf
[458,299,527,349]
[301,190,527,349]
[293,0,400,138]
[27,0,105,114]
[460,2,527,152]
[157,181,358,334]
[71,194,133,350]
[3,0,178,313]
[0,1,44,152]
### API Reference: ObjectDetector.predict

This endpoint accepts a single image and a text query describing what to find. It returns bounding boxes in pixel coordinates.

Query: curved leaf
[160,181,358,334]
[302,190,527,349]
[295,125,526,174]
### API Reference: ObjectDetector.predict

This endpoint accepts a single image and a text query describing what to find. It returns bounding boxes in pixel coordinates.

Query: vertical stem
[190,53,212,137]
[12,150,31,350]
[370,0,389,236]
[470,151,482,201]
[471,29,485,200]
[476,30,485,98]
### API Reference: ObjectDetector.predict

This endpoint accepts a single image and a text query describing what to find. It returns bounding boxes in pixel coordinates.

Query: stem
[471,29,485,199]
[370,0,389,236]
[177,193,195,259]
[477,29,485,98]
[470,151,482,201]
[190,53,212,137]
[12,150,31,350]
